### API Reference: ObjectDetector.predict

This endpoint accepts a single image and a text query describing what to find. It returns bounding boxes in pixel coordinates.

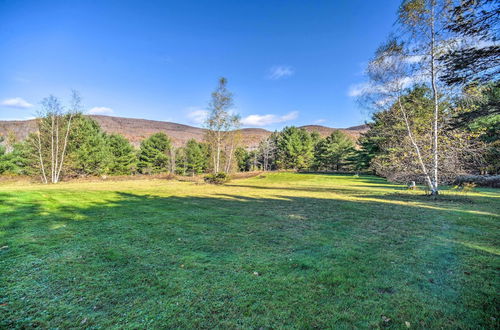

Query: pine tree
[106,133,136,175]
[184,139,208,175]
[68,115,110,176]
[137,132,173,174]
[275,126,314,170]
[314,131,355,171]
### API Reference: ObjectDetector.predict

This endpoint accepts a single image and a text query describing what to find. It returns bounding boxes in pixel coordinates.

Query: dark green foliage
[105,134,136,175]
[351,131,379,171]
[137,133,173,174]
[0,137,7,173]
[456,82,500,141]
[184,139,208,175]
[357,86,481,183]
[441,0,500,85]
[175,147,188,175]
[455,82,500,173]
[68,115,110,176]
[235,147,251,172]
[314,131,355,171]
[175,139,208,175]
[204,172,229,184]
[275,126,314,170]
[0,142,32,175]
[0,138,12,174]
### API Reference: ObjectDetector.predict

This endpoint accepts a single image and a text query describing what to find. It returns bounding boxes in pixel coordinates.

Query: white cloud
[314,119,326,124]
[267,65,295,80]
[1,97,33,109]
[348,73,427,99]
[88,106,114,115]
[348,82,370,97]
[241,111,298,126]
[186,107,209,125]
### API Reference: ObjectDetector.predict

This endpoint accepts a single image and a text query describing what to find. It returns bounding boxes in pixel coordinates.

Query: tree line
[1,0,498,188]
[0,100,359,180]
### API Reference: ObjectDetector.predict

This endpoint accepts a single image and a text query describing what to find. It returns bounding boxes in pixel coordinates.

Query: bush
[204,172,229,185]
[454,175,500,188]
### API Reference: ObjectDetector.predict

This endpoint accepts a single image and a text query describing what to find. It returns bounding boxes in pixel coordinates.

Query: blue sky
[0,0,400,129]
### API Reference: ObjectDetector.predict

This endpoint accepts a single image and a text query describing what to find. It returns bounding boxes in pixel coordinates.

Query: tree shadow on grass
[0,190,498,328]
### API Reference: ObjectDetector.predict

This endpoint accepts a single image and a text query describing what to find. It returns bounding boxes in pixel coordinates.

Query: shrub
[204,172,229,185]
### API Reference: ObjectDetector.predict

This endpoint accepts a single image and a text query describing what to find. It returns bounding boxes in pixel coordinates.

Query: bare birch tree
[205,77,240,173]
[396,0,455,194]
[362,39,435,191]
[258,135,277,171]
[33,91,81,183]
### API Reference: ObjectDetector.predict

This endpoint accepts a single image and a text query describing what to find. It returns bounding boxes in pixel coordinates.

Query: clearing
[0,173,498,328]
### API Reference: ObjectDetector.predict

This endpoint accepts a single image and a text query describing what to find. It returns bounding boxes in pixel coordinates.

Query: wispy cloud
[348,82,370,97]
[314,119,326,124]
[348,74,426,98]
[267,65,295,80]
[1,97,33,109]
[88,106,114,115]
[186,107,208,125]
[241,111,298,126]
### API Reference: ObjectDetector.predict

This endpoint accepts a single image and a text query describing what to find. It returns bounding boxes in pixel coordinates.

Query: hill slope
[0,115,368,148]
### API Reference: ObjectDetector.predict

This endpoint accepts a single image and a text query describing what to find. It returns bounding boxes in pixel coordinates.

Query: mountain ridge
[0,115,368,149]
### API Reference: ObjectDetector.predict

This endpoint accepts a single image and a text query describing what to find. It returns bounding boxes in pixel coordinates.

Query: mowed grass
[0,173,499,328]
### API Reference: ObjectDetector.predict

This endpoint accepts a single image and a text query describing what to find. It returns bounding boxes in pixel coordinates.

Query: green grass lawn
[1,173,499,328]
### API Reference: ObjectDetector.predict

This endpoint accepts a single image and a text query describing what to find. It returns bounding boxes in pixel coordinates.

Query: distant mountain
[0,115,368,149]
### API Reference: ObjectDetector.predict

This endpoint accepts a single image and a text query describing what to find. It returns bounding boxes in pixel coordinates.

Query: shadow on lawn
[0,189,498,328]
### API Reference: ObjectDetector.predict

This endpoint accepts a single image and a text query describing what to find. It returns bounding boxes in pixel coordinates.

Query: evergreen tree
[235,147,251,171]
[137,132,173,174]
[175,146,188,175]
[106,133,136,175]
[351,129,380,172]
[184,139,208,175]
[441,0,499,85]
[454,82,500,173]
[67,115,111,176]
[0,137,8,174]
[314,131,355,171]
[275,126,314,170]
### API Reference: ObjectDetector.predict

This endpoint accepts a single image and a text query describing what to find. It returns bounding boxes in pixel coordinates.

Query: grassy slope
[0,173,498,328]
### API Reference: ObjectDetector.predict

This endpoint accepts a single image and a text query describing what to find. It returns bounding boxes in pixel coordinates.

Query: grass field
[1,173,499,328]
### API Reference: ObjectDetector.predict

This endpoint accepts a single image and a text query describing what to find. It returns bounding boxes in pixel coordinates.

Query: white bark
[36,127,48,184]
[55,113,74,183]
[397,97,434,190]
[429,1,440,195]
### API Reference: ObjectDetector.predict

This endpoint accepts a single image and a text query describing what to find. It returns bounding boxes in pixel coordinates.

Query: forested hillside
[0,115,368,148]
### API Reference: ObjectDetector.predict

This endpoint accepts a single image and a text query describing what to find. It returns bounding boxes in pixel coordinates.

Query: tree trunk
[36,128,48,184]
[51,114,55,183]
[55,113,74,183]
[398,97,434,192]
[430,2,439,195]
[215,131,221,173]
[54,115,59,183]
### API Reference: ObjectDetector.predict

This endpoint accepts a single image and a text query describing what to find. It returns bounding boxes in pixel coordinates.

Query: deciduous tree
[205,77,240,173]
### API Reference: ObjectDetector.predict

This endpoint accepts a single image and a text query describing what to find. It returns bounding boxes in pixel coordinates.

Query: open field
[1,173,499,328]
